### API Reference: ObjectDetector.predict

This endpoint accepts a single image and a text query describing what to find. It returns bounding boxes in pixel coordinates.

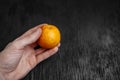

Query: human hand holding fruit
[0,24,61,80]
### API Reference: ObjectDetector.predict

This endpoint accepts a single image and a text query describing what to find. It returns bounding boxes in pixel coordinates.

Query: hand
[0,24,60,80]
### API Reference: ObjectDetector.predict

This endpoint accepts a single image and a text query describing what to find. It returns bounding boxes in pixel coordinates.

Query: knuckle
[10,41,19,49]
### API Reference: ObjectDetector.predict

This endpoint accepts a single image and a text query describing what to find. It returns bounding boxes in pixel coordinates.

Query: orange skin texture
[38,24,61,49]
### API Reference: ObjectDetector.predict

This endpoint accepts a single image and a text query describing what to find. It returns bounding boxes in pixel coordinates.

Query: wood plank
[0,0,120,80]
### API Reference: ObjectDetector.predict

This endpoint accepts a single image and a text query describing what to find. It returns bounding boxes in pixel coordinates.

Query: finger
[13,24,48,49]
[57,43,61,47]
[35,48,47,55]
[17,23,47,39]
[36,47,58,64]
[13,28,41,49]
[35,43,60,54]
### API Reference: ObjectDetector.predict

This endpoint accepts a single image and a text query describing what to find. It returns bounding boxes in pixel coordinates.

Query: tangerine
[38,24,61,49]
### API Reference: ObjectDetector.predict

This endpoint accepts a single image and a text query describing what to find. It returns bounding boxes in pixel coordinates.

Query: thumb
[14,28,42,49]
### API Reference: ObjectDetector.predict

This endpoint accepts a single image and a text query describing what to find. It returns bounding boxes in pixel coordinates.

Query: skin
[0,24,60,80]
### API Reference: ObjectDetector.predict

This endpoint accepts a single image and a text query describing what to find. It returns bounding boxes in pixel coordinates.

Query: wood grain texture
[0,0,120,80]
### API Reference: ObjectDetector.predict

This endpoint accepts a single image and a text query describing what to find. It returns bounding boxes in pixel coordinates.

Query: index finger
[17,23,47,39]
[36,47,59,64]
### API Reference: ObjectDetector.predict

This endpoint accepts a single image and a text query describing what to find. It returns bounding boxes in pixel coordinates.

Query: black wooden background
[0,0,120,80]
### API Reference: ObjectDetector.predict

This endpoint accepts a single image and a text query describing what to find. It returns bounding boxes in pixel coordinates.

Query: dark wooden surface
[0,0,120,80]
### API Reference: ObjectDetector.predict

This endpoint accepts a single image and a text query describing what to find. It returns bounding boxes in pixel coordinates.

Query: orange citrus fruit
[38,24,61,49]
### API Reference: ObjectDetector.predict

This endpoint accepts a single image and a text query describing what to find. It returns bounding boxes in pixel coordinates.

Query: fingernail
[42,23,47,25]
[54,47,58,51]
[34,28,41,34]
[58,43,61,47]
[37,23,48,28]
